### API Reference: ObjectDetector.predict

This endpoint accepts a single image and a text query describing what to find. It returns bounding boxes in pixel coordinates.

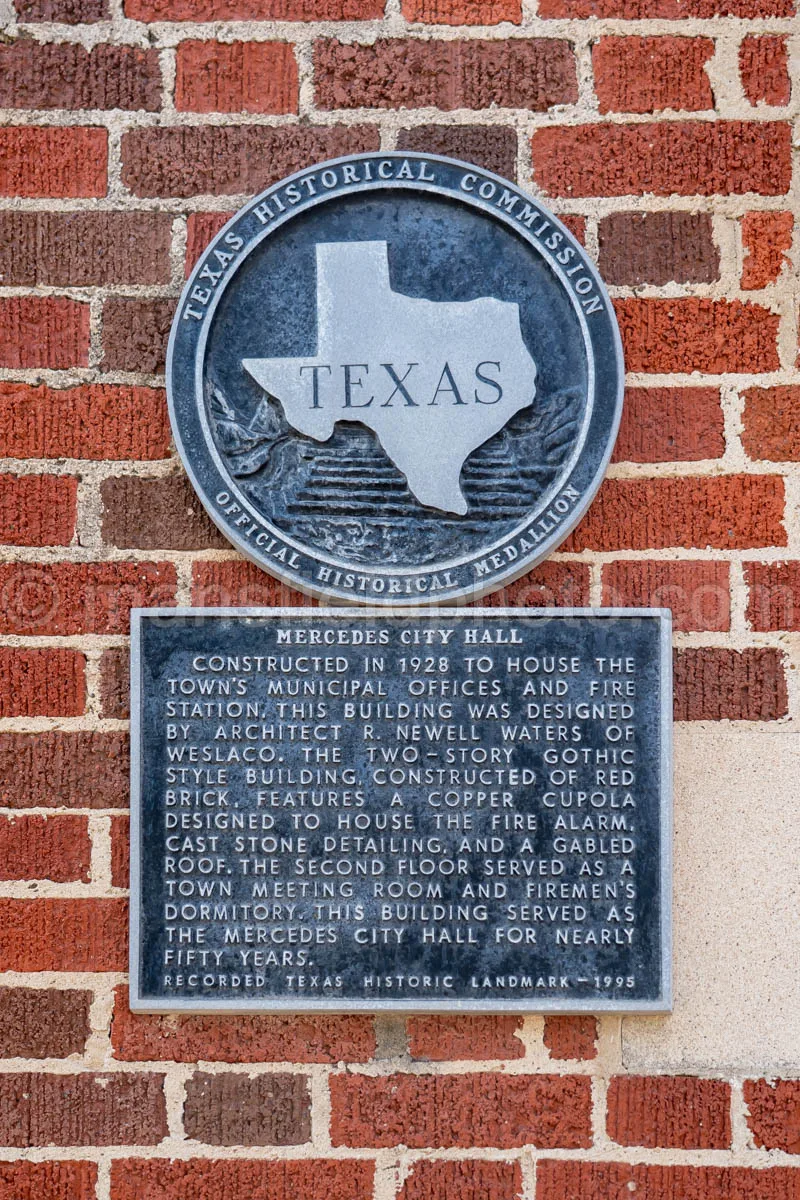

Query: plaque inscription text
[130,609,671,1012]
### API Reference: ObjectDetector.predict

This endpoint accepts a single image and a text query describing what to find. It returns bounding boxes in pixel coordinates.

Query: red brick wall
[1,0,798,1193]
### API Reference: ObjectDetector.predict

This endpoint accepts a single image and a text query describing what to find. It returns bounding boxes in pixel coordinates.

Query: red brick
[0,383,170,461]
[536,1161,800,1199]
[614,299,779,374]
[0,214,172,287]
[746,562,800,631]
[0,988,92,1058]
[0,815,91,882]
[0,42,160,111]
[0,648,85,717]
[111,815,130,888]
[111,984,376,1062]
[396,125,518,180]
[192,560,311,607]
[110,1159,374,1200]
[99,647,129,720]
[564,475,785,552]
[0,127,107,198]
[740,36,790,106]
[330,1072,592,1148]
[122,126,379,198]
[315,39,577,111]
[741,211,793,289]
[477,562,590,607]
[745,1079,800,1154]
[176,41,298,113]
[0,1072,166,1146]
[399,1161,522,1200]
[0,899,128,971]
[543,1016,598,1060]
[102,297,174,374]
[183,1072,311,1145]
[408,1016,524,1060]
[532,121,791,197]
[742,386,800,460]
[15,0,105,16]
[0,732,129,810]
[603,561,730,632]
[0,475,77,546]
[127,0,382,16]
[185,212,235,274]
[402,0,521,21]
[0,298,90,369]
[541,0,791,12]
[0,562,176,636]
[102,475,227,550]
[598,212,718,285]
[0,1161,97,1200]
[594,37,713,113]
[607,1075,731,1149]
[674,647,787,720]
[613,387,724,463]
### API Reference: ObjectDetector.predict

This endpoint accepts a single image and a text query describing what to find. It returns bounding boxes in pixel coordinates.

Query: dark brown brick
[0,732,129,810]
[0,42,161,111]
[0,1161,97,1200]
[122,125,380,198]
[99,647,129,720]
[613,387,724,463]
[0,987,92,1058]
[396,126,518,179]
[102,298,174,374]
[598,212,719,284]
[183,1072,311,1145]
[0,213,172,286]
[111,985,376,1062]
[0,1072,167,1146]
[331,1072,592,1148]
[175,40,298,114]
[315,38,577,111]
[607,1075,731,1149]
[674,647,787,720]
[14,0,106,19]
[102,475,227,550]
[110,1159,375,1200]
[128,0,383,15]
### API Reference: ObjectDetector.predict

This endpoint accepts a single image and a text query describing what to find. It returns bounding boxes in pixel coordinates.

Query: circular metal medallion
[168,152,623,605]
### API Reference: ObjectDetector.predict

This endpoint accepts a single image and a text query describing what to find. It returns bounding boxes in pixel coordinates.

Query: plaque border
[129,607,672,1014]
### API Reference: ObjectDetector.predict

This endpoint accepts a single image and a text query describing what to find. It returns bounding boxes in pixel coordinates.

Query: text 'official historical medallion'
[168,153,624,605]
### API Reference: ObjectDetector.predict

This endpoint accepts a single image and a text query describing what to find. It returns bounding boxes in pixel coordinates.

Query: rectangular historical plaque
[130,608,671,1012]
